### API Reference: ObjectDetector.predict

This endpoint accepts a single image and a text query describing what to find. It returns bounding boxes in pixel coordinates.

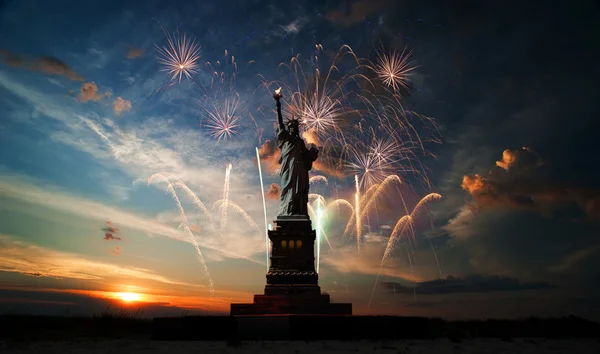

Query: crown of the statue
[287,117,302,127]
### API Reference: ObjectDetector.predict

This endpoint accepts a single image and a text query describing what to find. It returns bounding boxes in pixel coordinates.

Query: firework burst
[155,31,202,83]
[199,95,242,142]
[374,47,417,94]
[194,49,260,143]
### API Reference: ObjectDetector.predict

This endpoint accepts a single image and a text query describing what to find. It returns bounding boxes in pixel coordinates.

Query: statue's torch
[273,87,282,101]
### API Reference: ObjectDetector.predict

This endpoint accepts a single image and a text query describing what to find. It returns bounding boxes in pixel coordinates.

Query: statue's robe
[277,127,318,216]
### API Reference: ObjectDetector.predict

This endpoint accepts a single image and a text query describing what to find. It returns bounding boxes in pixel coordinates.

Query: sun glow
[116,292,142,303]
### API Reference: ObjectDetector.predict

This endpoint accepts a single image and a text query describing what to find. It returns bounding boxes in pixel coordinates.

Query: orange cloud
[113,96,132,115]
[0,284,255,314]
[125,46,144,59]
[462,148,600,220]
[495,149,517,170]
[0,234,194,286]
[257,139,280,175]
[110,246,122,256]
[266,183,280,200]
[78,82,111,102]
[190,224,201,233]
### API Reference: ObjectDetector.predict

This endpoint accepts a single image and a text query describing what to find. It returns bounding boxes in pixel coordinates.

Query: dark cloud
[0,49,24,67]
[326,0,394,27]
[32,56,84,81]
[443,207,600,293]
[102,220,121,241]
[103,233,121,241]
[382,275,556,296]
[0,50,84,81]
[461,148,600,221]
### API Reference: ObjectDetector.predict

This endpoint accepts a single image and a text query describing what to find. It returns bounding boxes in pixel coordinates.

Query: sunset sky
[0,0,599,320]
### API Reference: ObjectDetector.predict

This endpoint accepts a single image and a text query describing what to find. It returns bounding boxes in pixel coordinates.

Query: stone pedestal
[230,216,352,316]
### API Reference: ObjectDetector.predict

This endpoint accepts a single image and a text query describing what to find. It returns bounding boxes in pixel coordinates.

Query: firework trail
[367,193,442,311]
[172,180,215,228]
[148,173,214,294]
[155,30,201,84]
[309,175,328,186]
[213,199,261,234]
[256,147,270,272]
[220,163,233,231]
[354,175,361,253]
[316,197,322,273]
[325,199,354,215]
[343,184,378,239]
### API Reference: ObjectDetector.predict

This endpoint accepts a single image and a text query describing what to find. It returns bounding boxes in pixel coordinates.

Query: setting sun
[116,292,142,303]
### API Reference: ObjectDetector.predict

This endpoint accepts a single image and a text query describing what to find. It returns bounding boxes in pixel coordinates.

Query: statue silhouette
[273,92,319,216]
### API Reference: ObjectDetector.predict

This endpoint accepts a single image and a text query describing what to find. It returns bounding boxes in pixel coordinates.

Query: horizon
[0,0,599,321]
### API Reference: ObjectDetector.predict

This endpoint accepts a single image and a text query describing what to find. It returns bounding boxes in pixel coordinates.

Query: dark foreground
[1,314,599,342]
[2,338,600,354]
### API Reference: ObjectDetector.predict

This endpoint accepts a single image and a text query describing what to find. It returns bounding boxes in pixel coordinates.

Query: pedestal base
[230,288,352,315]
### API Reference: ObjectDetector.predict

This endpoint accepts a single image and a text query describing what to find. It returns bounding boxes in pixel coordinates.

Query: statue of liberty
[273,89,319,216]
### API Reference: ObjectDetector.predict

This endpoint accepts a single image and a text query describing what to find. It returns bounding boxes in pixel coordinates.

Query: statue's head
[287,118,300,136]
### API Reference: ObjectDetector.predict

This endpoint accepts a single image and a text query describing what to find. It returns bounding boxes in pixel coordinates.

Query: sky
[0,0,599,320]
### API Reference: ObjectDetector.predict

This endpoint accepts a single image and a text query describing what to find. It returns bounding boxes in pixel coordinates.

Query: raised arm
[276,99,285,131]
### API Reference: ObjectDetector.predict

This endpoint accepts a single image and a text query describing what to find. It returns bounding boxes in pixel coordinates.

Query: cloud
[0,284,254,315]
[103,232,121,241]
[77,82,111,102]
[322,232,438,283]
[125,46,144,59]
[0,174,265,264]
[461,148,600,221]
[190,224,201,233]
[0,49,24,67]
[113,96,132,115]
[0,71,272,271]
[382,274,556,296]
[257,139,280,175]
[0,234,198,287]
[266,183,280,200]
[443,205,600,289]
[0,50,84,81]
[280,16,309,35]
[33,57,84,81]
[110,246,122,256]
[326,0,394,27]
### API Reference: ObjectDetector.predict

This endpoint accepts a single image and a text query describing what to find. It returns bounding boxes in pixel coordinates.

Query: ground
[2,339,599,354]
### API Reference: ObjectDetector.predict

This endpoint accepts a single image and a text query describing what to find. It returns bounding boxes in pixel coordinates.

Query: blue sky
[1,0,599,319]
